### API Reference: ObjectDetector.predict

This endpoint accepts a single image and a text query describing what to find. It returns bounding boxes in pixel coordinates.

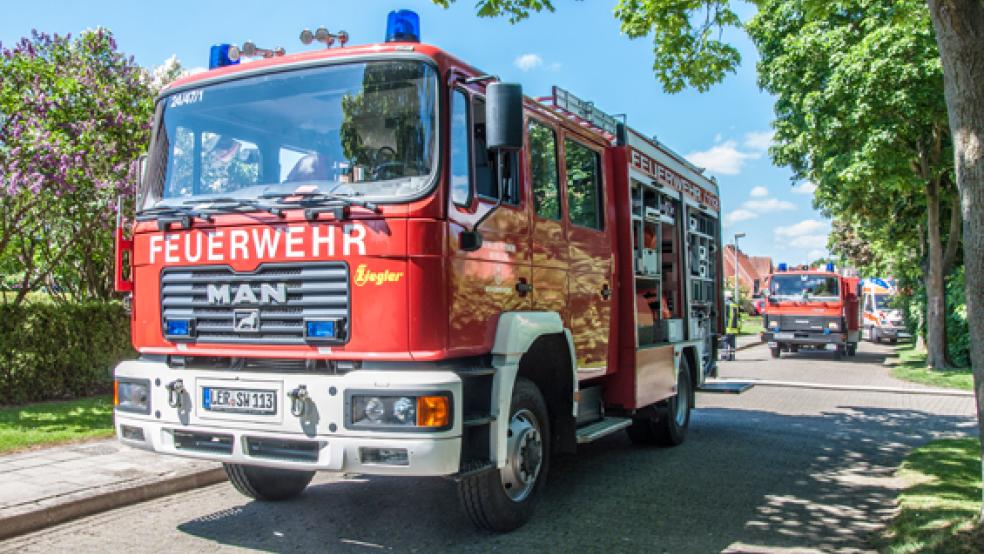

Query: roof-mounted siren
[386,9,420,43]
[240,41,286,59]
[208,43,241,69]
[300,27,349,48]
[826,262,836,273]
[777,263,788,272]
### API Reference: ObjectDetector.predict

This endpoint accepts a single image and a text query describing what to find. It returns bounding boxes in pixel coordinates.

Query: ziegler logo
[206,283,287,305]
[353,264,403,287]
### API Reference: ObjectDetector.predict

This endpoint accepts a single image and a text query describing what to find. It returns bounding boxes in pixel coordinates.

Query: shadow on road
[176,405,974,553]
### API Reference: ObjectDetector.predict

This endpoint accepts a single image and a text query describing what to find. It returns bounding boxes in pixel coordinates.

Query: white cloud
[743,198,797,212]
[743,130,774,152]
[775,219,830,250]
[685,140,760,175]
[749,186,769,198]
[725,209,759,226]
[514,53,543,71]
[792,181,817,195]
[775,219,829,238]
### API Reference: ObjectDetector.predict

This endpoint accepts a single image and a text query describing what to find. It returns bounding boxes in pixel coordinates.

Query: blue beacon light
[209,43,241,70]
[386,9,421,43]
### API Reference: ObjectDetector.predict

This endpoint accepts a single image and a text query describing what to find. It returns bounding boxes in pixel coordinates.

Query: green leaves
[432,0,557,23]
[615,0,742,93]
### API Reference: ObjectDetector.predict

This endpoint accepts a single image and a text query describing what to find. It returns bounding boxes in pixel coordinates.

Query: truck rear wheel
[626,361,692,447]
[223,463,315,501]
[458,377,549,532]
[770,346,781,359]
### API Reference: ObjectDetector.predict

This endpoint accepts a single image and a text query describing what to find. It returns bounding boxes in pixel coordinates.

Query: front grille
[245,437,320,463]
[161,262,349,345]
[173,430,234,455]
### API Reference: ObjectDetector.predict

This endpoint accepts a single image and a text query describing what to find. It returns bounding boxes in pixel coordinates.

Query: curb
[0,467,227,541]
[709,377,974,397]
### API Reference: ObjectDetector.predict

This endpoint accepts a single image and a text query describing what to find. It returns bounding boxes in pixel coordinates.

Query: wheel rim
[500,408,543,502]
[673,376,689,427]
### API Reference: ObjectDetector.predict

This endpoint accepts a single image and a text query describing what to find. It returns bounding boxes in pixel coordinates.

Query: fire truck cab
[112,11,725,531]
[762,264,861,359]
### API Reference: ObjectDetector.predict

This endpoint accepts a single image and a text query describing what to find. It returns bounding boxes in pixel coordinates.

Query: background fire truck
[761,264,861,359]
[112,10,731,531]
[860,278,911,343]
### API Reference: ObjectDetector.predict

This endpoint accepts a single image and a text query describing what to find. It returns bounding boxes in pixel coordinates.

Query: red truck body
[762,268,861,358]
[112,24,725,530]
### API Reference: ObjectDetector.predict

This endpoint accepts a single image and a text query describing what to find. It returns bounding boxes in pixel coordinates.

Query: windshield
[770,274,840,299]
[874,294,894,309]
[142,60,438,210]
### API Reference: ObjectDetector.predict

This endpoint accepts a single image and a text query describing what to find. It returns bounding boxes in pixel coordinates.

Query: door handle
[515,280,534,297]
[600,284,612,300]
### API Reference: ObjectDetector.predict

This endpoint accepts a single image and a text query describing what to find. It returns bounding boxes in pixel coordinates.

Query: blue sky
[1,0,830,264]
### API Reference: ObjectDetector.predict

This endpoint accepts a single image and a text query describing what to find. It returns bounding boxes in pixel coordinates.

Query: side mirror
[460,82,524,253]
[485,82,524,151]
[134,153,149,209]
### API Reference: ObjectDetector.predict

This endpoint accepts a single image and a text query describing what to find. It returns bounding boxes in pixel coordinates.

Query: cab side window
[450,89,471,206]
[529,120,560,220]
[473,97,519,205]
[564,138,603,230]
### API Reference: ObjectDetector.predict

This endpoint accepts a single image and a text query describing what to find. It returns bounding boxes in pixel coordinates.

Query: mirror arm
[460,151,507,252]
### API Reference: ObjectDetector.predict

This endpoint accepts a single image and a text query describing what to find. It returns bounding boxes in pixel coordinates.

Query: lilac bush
[0,29,160,304]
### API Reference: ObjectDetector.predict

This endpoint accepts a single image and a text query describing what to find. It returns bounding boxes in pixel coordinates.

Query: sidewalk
[0,439,224,540]
[737,333,763,350]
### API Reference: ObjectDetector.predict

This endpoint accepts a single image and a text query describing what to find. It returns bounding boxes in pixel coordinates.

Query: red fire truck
[113,10,727,531]
[761,264,861,359]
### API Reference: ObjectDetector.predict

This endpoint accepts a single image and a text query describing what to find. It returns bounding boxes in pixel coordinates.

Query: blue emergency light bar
[209,43,241,69]
[826,262,836,272]
[777,263,788,272]
[386,9,420,42]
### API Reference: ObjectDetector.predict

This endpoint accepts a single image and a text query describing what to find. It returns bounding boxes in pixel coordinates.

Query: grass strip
[889,344,974,391]
[880,437,983,553]
[0,395,113,454]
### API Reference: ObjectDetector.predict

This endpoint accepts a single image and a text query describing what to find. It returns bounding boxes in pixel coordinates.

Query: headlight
[348,393,451,430]
[114,378,150,414]
[828,321,839,330]
[768,320,779,329]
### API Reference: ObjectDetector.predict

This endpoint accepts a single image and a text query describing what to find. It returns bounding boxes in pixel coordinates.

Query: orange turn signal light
[416,395,450,428]
[113,379,119,407]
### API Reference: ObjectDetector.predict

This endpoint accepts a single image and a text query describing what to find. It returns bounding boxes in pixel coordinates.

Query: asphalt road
[1,342,977,553]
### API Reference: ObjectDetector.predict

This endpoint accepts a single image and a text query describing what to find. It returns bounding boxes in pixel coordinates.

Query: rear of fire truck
[762,264,860,359]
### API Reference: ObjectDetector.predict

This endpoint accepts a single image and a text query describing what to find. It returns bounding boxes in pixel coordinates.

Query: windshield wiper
[260,191,381,221]
[137,205,215,230]
[185,197,286,218]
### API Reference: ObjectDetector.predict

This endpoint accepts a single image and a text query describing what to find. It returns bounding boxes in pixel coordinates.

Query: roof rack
[536,86,623,140]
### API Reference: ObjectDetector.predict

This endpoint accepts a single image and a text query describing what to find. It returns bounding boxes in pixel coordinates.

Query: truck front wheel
[458,377,550,532]
[224,463,315,501]
[626,361,692,447]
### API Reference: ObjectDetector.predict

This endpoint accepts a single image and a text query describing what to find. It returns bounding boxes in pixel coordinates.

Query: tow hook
[166,379,185,409]
[288,385,309,417]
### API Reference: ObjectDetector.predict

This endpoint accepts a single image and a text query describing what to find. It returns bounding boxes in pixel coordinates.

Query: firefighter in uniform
[723,292,742,360]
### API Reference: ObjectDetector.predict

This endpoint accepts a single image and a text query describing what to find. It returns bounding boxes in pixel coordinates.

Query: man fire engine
[761,263,861,359]
[112,10,730,531]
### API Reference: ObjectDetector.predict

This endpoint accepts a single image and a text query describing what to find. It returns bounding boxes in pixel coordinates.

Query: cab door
[446,85,532,353]
[560,134,614,376]
[526,117,569,318]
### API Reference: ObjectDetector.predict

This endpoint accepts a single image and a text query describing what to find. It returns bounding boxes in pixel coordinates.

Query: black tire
[847,343,858,356]
[834,345,845,360]
[626,360,692,447]
[789,345,799,353]
[458,377,549,532]
[223,463,315,501]
[770,346,781,359]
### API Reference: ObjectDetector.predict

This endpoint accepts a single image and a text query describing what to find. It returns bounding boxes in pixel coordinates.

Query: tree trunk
[927,0,984,522]
[924,177,949,369]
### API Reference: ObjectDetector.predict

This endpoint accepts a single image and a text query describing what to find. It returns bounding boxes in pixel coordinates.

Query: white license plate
[203,387,277,415]
[774,332,794,339]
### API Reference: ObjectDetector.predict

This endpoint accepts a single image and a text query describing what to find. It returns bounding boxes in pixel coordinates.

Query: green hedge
[0,302,133,405]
